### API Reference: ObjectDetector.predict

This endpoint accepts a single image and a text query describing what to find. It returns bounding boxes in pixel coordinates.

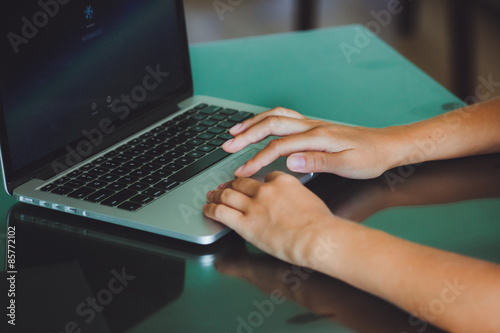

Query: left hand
[203,171,335,266]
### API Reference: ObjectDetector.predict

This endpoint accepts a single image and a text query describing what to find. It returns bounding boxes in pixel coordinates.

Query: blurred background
[184,0,500,101]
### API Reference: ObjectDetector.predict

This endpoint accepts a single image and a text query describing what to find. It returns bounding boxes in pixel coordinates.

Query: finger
[234,132,337,177]
[207,188,253,212]
[264,171,292,183]
[218,177,263,197]
[288,151,375,179]
[203,203,245,229]
[229,107,306,136]
[223,116,318,153]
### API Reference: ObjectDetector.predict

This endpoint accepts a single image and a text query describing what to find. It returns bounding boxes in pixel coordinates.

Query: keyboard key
[54,177,71,185]
[75,174,95,182]
[102,189,139,207]
[200,106,222,115]
[143,188,166,197]
[143,163,162,172]
[229,111,254,123]
[186,108,198,114]
[199,120,217,127]
[68,170,83,178]
[175,157,195,165]
[164,163,184,172]
[178,119,198,128]
[129,169,149,178]
[156,131,176,140]
[51,186,74,196]
[130,195,155,205]
[220,108,238,115]
[197,145,216,153]
[195,103,208,110]
[118,201,143,212]
[186,151,205,159]
[198,132,215,140]
[219,121,237,129]
[84,189,115,203]
[155,144,175,152]
[88,180,109,189]
[207,127,225,135]
[175,145,194,153]
[170,149,230,183]
[209,114,227,121]
[129,183,150,192]
[164,151,183,159]
[141,176,161,185]
[65,180,86,189]
[191,113,208,121]
[87,167,109,176]
[139,132,154,140]
[123,161,143,169]
[134,155,153,164]
[117,144,132,152]
[187,139,205,146]
[68,187,95,199]
[104,150,120,159]
[208,139,226,146]
[151,169,172,179]
[218,133,234,140]
[128,138,142,146]
[99,174,121,183]
[118,175,140,184]
[191,125,208,133]
[106,182,128,191]
[113,154,132,163]
[101,161,119,169]
[111,167,132,176]
[154,180,181,191]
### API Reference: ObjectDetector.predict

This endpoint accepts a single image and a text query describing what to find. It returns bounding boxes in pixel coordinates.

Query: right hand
[222,107,404,179]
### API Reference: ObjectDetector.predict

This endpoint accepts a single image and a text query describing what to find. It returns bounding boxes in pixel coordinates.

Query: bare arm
[203,98,500,332]
[222,98,500,179]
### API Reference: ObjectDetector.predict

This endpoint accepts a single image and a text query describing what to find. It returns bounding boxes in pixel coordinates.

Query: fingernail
[235,165,245,174]
[288,154,306,171]
[222,139,234,148]
[231,123,243,133]
[202,204,207,210]
[207,191,214,198]
[218,183,225,190]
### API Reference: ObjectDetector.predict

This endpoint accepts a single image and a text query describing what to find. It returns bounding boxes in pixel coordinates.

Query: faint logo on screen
[84,5,95,21]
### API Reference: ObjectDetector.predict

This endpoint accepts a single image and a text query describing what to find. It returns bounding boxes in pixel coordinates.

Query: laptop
[0,0,314,244]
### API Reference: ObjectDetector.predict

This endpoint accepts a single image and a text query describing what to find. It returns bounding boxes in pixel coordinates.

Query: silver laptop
[0,0,313,244]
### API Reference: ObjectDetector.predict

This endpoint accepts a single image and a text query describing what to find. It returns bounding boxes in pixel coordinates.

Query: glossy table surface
[2,26,500,333]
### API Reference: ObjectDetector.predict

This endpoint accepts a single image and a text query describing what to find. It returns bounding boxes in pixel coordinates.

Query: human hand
[222,107,402,179]
[203,172,336,266]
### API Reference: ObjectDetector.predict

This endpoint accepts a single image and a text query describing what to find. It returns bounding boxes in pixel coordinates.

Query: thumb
[287,152,342,174]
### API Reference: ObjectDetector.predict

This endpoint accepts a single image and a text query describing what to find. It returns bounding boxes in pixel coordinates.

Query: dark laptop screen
[0,0,191,186]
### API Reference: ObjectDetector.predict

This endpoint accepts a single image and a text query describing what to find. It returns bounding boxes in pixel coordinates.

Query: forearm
[301,217,500,333]
[389,98,500,168]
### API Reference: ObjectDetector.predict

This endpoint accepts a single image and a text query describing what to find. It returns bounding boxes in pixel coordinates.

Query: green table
[1,26,499,333]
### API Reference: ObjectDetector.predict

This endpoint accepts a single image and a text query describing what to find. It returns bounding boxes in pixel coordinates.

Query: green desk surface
[1,26,499,333]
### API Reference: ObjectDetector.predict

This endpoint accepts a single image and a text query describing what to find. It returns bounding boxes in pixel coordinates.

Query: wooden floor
[185,0,500,100]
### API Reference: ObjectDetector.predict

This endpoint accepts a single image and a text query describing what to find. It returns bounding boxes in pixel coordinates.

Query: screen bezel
[0,0,193,195]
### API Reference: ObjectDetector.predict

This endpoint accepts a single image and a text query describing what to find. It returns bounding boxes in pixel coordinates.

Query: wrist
[381,125,417,170]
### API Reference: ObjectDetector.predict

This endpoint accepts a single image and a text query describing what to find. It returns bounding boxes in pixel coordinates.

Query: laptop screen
[0,0,192,188]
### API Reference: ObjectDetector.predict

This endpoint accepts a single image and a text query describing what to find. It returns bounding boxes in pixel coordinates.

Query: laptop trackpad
[198,148,313,186]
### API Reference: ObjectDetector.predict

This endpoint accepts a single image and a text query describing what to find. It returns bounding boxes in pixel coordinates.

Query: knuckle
[219,189,231,202]
[212,205,224,218]
[311,126,330,137]
[266,138,283,151]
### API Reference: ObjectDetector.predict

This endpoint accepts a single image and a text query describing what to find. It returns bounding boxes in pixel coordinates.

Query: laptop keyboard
[40,104,254,212]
